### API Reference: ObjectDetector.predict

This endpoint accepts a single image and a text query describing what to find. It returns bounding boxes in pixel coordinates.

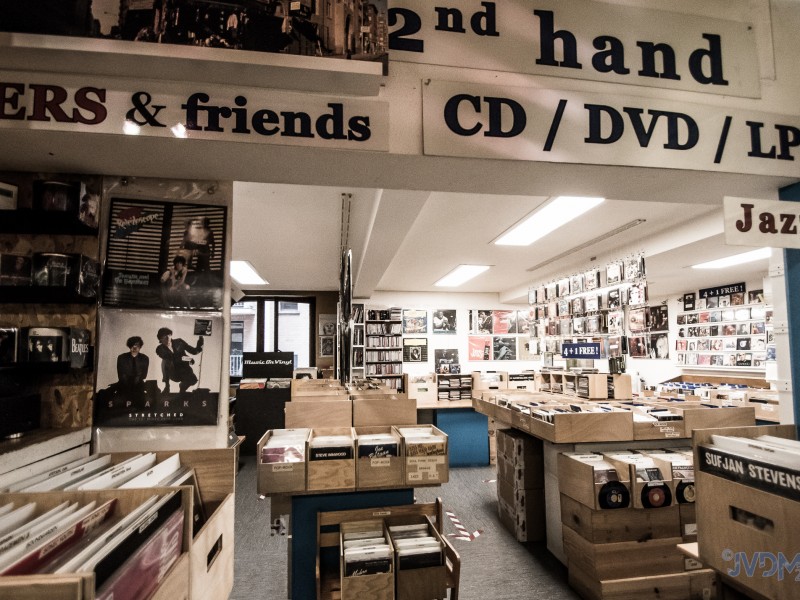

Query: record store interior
[1,1,799,600]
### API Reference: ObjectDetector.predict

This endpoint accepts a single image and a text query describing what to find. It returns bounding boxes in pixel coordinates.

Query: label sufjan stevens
[309,446,354,461]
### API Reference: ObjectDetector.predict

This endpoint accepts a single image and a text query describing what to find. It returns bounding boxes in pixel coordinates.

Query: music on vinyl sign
[724,196,800,249]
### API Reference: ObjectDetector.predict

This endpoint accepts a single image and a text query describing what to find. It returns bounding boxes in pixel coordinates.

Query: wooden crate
[694,424,798,600]
[285,399,352,428]
[352,396,417,427]
[396,425,449,486]
[471,371,508,391]
[507,372,536,392]
[602,453,676,510]
[558,452,632,511]
[560,494,680,543]
[563,525,686,580]
[106,448,237,600]
[307,427,356,492]
[0,487,192,600]
[387,515,447,600]
[530,409,633,443]
[354,426,404,489]
[339,520,394,600]
[568,565,718,600]
[257,429,310,495]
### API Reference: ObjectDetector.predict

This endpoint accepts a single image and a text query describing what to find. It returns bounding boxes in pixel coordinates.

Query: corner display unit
[364,307,403,390]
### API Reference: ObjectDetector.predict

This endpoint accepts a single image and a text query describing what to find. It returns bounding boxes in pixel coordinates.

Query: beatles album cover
[103,198,227,310]
[94,309,222,427]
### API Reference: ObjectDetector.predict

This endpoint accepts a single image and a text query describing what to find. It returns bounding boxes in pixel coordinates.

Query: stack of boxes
[495,429,545,542]
[558,451,715,600]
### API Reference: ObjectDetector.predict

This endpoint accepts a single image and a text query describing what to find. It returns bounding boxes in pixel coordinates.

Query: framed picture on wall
[318,314,337,336]
[432,309,457,333]
[319,336,335,357]
[102,198,227,310]
[403,309,428,334]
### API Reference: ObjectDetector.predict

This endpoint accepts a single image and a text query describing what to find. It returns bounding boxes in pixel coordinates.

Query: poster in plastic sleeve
[94,309,222,427]
[103,198,227,310]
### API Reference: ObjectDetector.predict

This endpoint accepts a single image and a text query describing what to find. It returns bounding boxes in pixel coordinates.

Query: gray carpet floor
[231,456,580,599]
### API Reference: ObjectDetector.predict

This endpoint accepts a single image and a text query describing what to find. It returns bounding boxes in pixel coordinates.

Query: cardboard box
[257,428,310,495]
[558,452,632,511]
[396,425,449,486]
[354,426,404,489]
[307,427,356,492]
[694,424,798,600]
[497,491,546,542]
[559,494,680,543]
[568,565,718,600]
[352,396,416,427]
[563,526,686,580]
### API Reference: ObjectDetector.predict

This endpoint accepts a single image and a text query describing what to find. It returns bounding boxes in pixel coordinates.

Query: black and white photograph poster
[494,337,517,360]
[649,333,670,359]
[432,309,457,333]
[402,309,428,334]
[402,338,428,362]
[434,349,459,373]
[103,198,227,310]
[471,310,493,334]
[94,309,222,427]
[0,1,389,69]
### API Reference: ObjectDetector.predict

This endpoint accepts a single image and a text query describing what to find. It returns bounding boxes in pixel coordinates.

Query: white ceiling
[231,182,774,304]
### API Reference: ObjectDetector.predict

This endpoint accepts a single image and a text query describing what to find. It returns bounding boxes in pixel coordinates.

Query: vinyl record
[641,483,672,508]
[598,481,630,509]
[675,480,696,504]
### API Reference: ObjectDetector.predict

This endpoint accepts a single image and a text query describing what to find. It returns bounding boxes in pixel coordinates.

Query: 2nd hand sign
[724,196,800,250]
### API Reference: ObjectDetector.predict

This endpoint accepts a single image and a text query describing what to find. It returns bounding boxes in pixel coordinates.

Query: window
[230,297,315,377]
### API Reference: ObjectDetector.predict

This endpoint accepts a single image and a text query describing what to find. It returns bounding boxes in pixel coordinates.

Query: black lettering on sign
[389,8,424,53]
[780,214,797,235]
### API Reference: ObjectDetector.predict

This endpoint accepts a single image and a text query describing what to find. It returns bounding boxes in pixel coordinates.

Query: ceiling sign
[0,71,389,151]
[422,80,800,177]
[390,0,760,98]
[724,196,800,249]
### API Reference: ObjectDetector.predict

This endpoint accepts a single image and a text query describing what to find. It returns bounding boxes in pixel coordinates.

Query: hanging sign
[422,80,800,178]
[0,71,389,151]
[390,0,760,98]
[698,283,746,299]
[561,342,601,359]
[724,196,800,249]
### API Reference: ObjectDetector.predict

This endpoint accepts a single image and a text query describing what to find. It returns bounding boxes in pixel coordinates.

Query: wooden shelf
[0,209,99,236]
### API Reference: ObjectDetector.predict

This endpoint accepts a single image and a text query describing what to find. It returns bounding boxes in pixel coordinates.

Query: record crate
[0,486,193,600]
[339,520,395,600]
[306,427,357,492]
[352,395,417,427]
[284,397,353,428]
[694,424,799,600]
[105,448,237,600]
[257,428,311,495]
[386,514,447,600]
[568,565,718,600]
[396,425,449,486]
[354,426,404,489]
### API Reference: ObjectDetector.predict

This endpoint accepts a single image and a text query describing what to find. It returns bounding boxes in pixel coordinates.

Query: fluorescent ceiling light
[495,196,605,246]
[691,248,771,269]
[230,260,268,285]
[435,264,490,287]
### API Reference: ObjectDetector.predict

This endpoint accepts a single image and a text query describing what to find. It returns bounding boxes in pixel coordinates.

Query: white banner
[422,80,800,178]
[724,196,800,249]
[0,71,389,151]
[390,0,760,98]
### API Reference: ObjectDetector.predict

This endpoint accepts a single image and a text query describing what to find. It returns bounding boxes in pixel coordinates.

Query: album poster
[748,289,765,304]
[432,309,457,333]
[94,309,222,427]
[648,333,669,359]
[546,283,558,300]
[627,307,647,332]
[403,338,428,363]
[494,337,517,360]
[493,310,517,334]
[696,297,707,310]
[519,338,537,360]
[606,262,623,286]
[468,336,492,361]
[584,268,600,291]
[647,305,669,331]
[624,255,645,280]
[469,310,492,335]
[103,198,226,310]
[683,293,696,311]
[628,282,647,306]
[607,311,624,335]
[570,274,584,294]
[607,289,622,310]
[403,309,428,334]
[730,291,746,306]
[515,310,534,335]
[0,1,389,70]
[628,336,648,358]
[557,277,571,297]
[435,349,459,372]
